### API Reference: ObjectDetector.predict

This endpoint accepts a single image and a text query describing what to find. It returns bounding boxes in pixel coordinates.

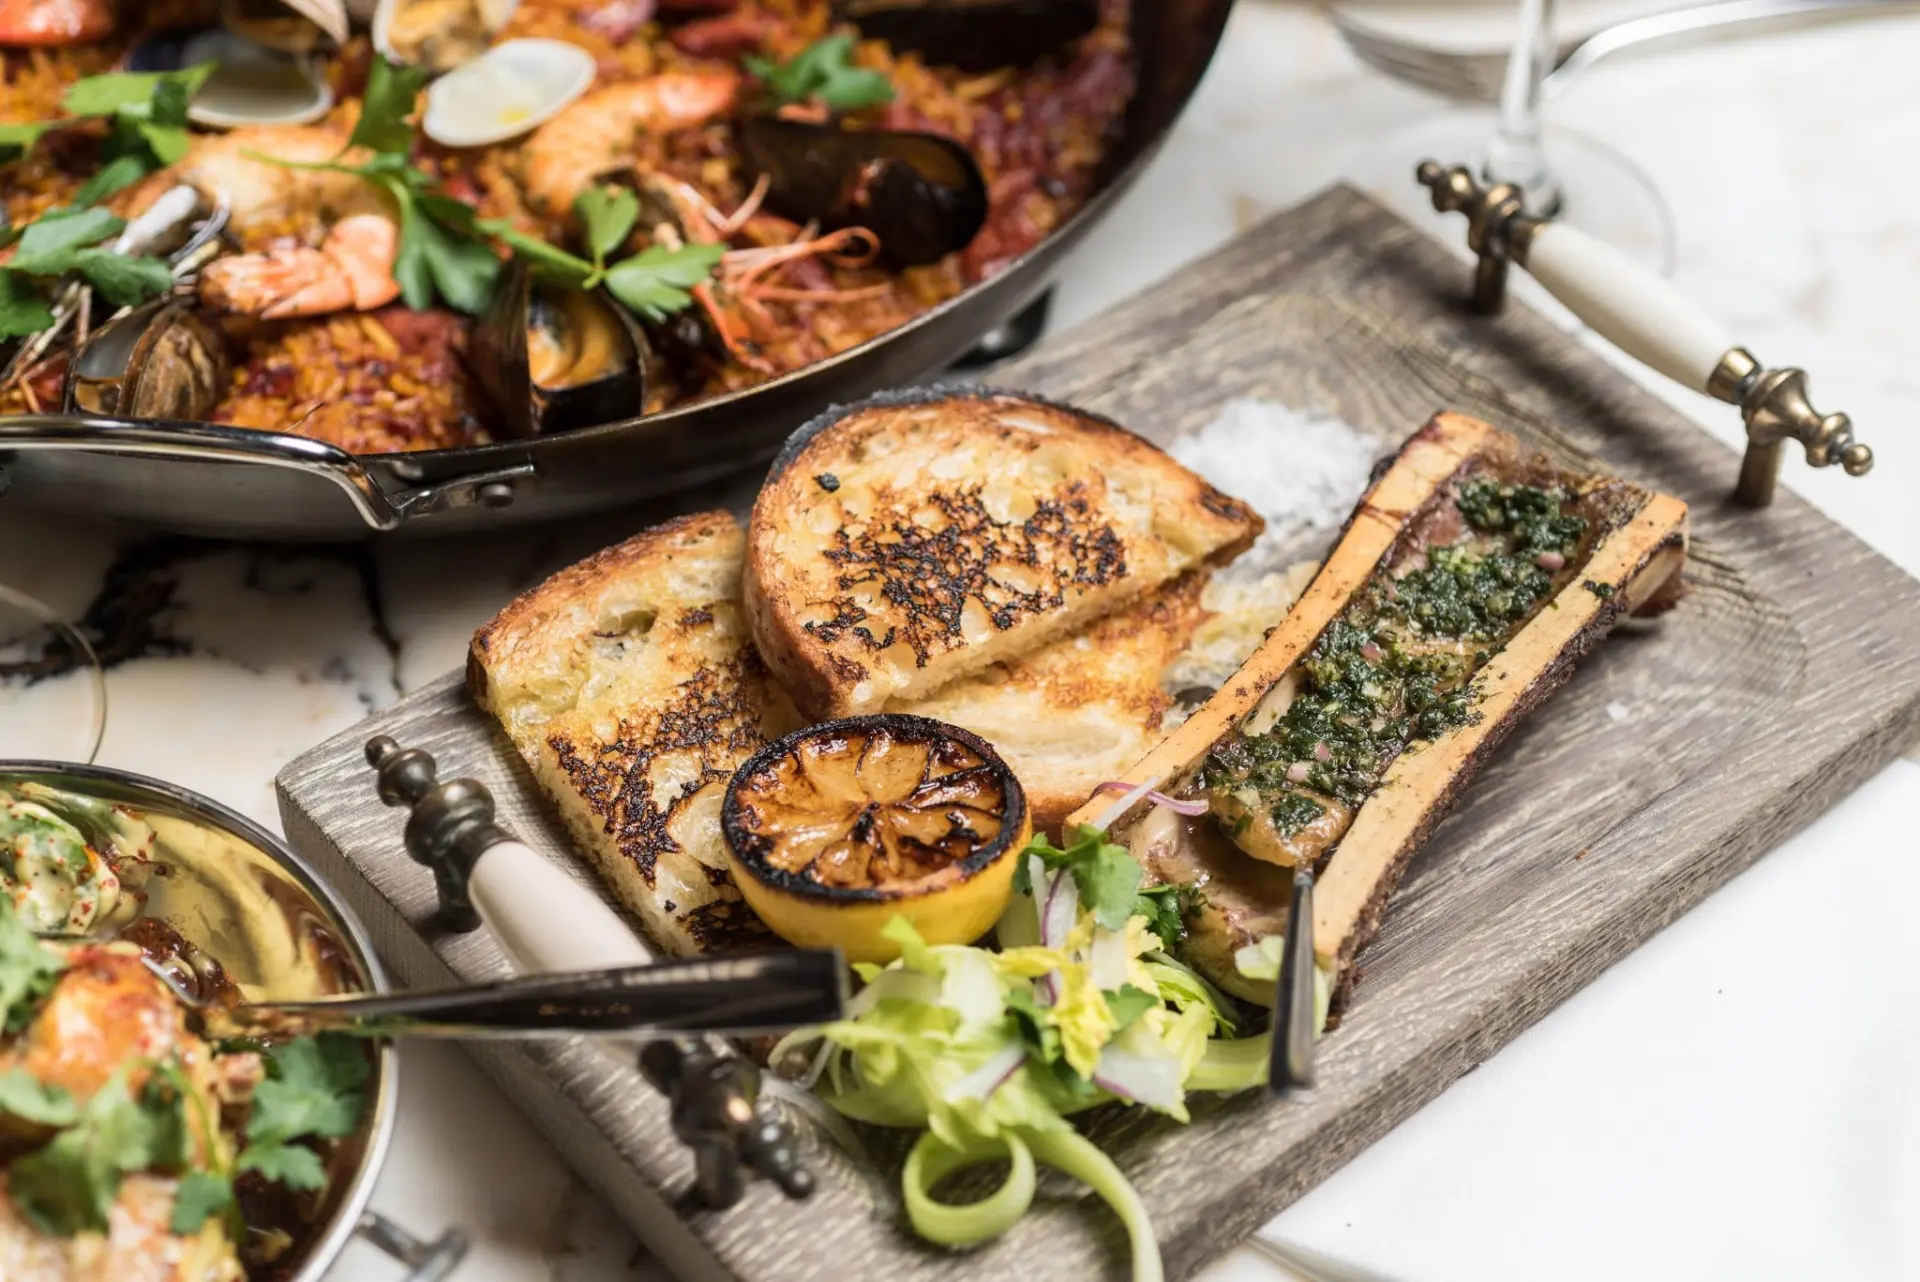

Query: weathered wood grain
[276,185,1920,1282]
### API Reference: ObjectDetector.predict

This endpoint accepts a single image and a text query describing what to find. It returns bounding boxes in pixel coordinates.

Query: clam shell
[220,0,350,51]
[372,0,523,73]
[421,38,595,148]
[175,28,334,128]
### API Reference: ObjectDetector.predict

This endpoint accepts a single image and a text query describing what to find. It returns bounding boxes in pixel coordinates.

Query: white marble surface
[5,2,1920,1277]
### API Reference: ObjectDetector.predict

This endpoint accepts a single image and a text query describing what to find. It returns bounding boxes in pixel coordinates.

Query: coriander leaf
[236,1139,328,1191]
[480,219,594,289]
[601,242,724,323]
[1005,987,1063,1064]
[248,1035,369,1147]
[416,190,482,235]
[71,153,149,206]
[147,64,215,130]
[414,212,501,315]
[132,118,193,166]
[348,55,427,156]
[15,206,123,258]
[749,34,894,113]
[8,1068,174,1236]
[0,1068,79,1126]
[1103,984,1158,1034]
[0,120,60,162]
[168,1170,233,1234]
[0,271,56,341]
[63,71,172,116]
[574,187,639,268]
[64,250,174,309]
[0,897,64,1029]
[1132,884,1186,950]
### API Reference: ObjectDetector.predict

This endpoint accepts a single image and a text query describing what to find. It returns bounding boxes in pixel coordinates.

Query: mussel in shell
[64,300,230,422]
[835,0,1099,71]
[471,260,652,439]
[736,117,987,268]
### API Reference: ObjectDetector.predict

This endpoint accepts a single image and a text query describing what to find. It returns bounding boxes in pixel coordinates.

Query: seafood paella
[0,0,1132,452]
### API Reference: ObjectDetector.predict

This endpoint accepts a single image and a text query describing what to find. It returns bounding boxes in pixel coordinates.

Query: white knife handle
[1517,221,1733,393]
[467,840,654,974]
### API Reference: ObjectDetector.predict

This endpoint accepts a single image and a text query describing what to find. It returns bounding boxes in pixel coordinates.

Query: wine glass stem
[1484,0,1565,216]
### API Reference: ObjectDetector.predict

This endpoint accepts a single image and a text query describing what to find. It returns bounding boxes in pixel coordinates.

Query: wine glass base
[1342,112,1677,285]
[0,583,106,764]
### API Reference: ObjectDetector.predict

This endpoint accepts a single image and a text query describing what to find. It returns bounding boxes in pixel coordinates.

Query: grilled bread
[744,389,1265,719]
[904,573,1209,833]
[468,512,799,957]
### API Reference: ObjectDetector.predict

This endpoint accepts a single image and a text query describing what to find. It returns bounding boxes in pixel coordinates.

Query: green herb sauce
[1201,478,1587,857]
[0,791,122,933]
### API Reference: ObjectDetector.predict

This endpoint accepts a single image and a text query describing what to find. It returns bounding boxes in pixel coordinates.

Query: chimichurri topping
[1200,476,1587,859]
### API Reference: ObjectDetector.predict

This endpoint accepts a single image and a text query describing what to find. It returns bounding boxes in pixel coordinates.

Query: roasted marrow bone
[1070,412,1690,1009]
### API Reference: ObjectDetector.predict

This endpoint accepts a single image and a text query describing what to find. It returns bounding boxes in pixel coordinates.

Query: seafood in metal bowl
[0,0,1136,455]
[0,764,445,1282]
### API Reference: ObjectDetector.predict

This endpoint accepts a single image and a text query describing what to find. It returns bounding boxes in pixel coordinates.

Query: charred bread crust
[745,388,1261,717]
[468,511,739,707]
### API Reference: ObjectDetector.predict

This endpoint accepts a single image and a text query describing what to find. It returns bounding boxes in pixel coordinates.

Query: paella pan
[0,0,1233,537]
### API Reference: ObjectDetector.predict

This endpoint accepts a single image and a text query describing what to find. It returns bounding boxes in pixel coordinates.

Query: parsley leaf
[248,1034,369,1147]
[601,243,724,323]
[61,70,182,116]
[1017,824,1143,931]
[0,120,60,164]
[477,219,594,288]
[63,250,175,308]
[71,153,149,207]
[0,271,58,340]
[745,34,894,113]
[348,56,428,156]
[1132,883,1187,950]
[575,187,640,271]
[0,898,64,1031]
[15,206,123,258]
[236,1139,328,1190]
[168,1170,233,1234]
[7,1068,178,1236]
[1103,984,1159,1033]
[0,1068,79,1126]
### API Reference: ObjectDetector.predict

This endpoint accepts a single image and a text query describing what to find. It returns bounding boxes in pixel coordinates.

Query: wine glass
[0,582,107,763]
[1342,0,1676,276]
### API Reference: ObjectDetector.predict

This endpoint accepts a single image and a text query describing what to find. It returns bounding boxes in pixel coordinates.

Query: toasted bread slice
[902,572,1209,834]
[468,512,799,957]
[744,389,1264,719]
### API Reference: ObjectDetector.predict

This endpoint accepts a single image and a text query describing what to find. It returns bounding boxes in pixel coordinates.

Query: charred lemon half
[722,715,1029,963]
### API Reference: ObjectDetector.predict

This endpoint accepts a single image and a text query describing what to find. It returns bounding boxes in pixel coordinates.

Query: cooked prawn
[0,0,114,46]
[129,128,405,319]
[199,213,402,318]
[520,70,740,218]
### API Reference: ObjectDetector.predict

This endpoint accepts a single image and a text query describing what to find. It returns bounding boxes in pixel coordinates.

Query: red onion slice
[1094,781,1208,817]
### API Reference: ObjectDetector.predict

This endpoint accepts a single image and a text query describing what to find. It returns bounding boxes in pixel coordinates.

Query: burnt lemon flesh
[723,715,1028,962]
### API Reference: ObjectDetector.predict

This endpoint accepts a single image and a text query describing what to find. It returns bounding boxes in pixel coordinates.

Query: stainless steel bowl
[0,0,1235,541]
[0,762,467,1282]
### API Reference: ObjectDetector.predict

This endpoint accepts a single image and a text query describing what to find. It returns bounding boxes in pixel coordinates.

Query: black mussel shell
[471,260,652,439]
[65,299,230,422]
[836,0,1099,71]
[736,116,987,268]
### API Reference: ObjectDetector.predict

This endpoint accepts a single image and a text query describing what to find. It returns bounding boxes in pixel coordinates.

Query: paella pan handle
[0,416,534,531]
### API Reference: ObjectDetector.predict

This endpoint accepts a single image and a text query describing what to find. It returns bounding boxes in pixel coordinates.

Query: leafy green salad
[773,824,1321,1281]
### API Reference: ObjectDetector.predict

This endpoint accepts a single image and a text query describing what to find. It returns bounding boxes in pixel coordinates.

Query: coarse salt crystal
[1171,399,1378,567]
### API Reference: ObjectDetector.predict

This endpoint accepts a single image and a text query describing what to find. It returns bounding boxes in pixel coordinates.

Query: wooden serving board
[275,186,1920,1282]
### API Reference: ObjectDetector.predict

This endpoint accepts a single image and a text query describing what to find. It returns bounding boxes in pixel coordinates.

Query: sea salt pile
[1170,398,1378,568]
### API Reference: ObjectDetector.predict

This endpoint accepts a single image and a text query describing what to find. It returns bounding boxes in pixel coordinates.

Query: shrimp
[129,128,405,319]
[520,70,741,218]
[0,0,115,46]
[198,213,401,317]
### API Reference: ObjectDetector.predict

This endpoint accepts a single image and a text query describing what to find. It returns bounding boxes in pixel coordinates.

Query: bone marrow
[1070,412,1690,1011]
